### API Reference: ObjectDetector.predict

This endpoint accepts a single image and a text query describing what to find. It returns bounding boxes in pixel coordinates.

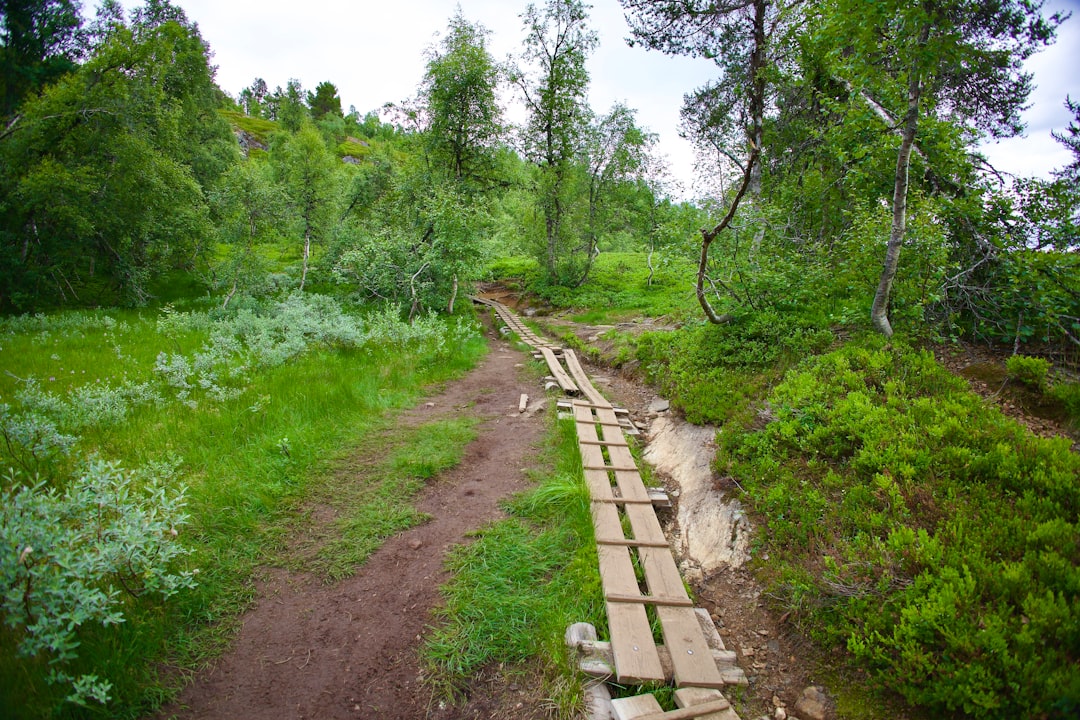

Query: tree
[275,123,339,290]
[0,0,83,118]
[620,0,802,322]
[1052,95,1080,185]
[512,0,597,285]
[421,10,502,187]
[209,160,288,307]
[239,76,268,117]
[824,0,1062,336]
[579,102,655,284]
[0,1,233,309]
[420,9,503,310]
[307,80,342,120]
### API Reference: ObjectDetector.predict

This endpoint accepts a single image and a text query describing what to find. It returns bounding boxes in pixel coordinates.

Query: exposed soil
[157,316,551,720]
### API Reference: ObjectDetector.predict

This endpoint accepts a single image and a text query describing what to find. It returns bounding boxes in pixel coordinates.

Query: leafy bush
[1005,354,1052,391]
[1049,381,1080,427]
[0,458,195,706]
[722,340,1080,718]
[634,311,833,424]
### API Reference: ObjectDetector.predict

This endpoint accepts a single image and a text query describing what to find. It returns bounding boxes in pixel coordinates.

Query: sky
[131,0,1079,190]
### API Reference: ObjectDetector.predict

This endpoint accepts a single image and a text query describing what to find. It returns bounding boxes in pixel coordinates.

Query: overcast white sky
[135,0,1079,189]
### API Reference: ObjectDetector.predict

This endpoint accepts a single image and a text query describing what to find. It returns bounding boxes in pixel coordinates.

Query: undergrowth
[718,337,1080,718]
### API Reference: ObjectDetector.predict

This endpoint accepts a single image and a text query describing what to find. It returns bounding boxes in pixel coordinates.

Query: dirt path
[158,322,546,720]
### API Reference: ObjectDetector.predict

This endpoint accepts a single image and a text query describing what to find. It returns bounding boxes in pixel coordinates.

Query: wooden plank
[540,346,579,394]
[519,393,529,413]
[574,639,740,681]
[598,544,665,683]
[593,497,659,505]
[564,349,610,407]
[674,689,740,720]
[584,464,641,472]
[591,502,626,543]
[636,546,725,688]
[657,605,727,688]
[617,699,733,720]
[624,502,668,546]
[606,593,695,608]
[597,537,671,548]
[612,694,664,720]
[579,439,632,448]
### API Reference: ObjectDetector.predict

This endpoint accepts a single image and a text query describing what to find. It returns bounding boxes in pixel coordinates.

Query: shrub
[0,459,196,706]
[1005,354,1052,391]
[723,340,1080,718]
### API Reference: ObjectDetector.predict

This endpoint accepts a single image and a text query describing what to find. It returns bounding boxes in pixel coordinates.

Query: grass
[486,253,700,323]
[423,415,605,717]
[0,299,487,719]
[292,416,480,582]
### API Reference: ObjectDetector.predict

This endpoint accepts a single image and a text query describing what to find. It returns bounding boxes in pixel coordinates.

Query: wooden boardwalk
[474,296,745,719]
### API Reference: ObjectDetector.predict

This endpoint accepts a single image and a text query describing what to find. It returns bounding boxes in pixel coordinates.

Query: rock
[740,646,755,657]
[648,398,671,413]
[408,540,423,550]
[774,709,787,720]
[794,686,829,720]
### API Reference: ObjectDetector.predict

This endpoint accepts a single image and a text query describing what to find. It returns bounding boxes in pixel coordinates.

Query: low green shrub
[1005,354,1052,391]
[634,311,834,424]
[1049,381,1080,427]
[722,339,1080,718]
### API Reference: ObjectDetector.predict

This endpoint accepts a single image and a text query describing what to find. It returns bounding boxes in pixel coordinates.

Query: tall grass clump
[719,337,1079,719]
[0,293,484,718]
[424,417,603,715]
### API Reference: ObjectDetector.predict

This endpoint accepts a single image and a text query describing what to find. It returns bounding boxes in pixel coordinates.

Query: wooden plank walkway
[472,296,742,712]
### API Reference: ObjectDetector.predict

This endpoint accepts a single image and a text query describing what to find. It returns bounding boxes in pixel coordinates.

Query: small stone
[794,686,829,720]
[408,540,422,550]
[740,646,755,657]
[774,708,787,720]
[425,402,435,407]
[772,695,783,708]
[757,629,770,636]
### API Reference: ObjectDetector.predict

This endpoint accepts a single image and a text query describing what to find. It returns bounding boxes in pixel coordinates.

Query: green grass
[0,300,487,719]
[423,416,604,717]
[293,416,479,581]
[218,109,278,144]
[488,252,700,322]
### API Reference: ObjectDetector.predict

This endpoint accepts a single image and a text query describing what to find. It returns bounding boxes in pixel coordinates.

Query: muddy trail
[158,319,547,720]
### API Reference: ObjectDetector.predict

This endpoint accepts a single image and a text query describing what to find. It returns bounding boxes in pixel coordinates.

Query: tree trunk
[871,33,926,337]
[448,274,458,314]
[300,231,311,291]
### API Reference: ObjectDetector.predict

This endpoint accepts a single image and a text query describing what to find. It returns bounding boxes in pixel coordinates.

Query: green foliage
[0,458,195,706]
[1005,354,1051,392]
[635,310,834,424]
[0,296,485,716]
[1048,382,1080,428]
[0,2,236,310]
[722,340,1080,718]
